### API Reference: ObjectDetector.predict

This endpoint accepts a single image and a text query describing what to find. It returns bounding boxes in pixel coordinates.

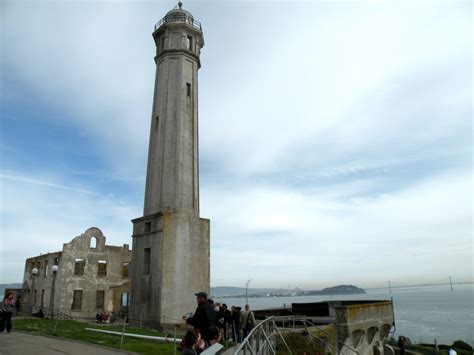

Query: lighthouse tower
[130,2,210,328]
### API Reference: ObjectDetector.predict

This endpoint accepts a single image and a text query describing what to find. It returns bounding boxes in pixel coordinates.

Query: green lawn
[13,318,177,354]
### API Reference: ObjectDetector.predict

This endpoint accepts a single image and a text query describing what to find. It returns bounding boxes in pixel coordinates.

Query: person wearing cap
[183,291,216,340]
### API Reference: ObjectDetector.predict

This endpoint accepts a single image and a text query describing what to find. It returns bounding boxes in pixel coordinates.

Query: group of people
[180,291,256,354]
[95,311,110,323]
[0,292,15,333]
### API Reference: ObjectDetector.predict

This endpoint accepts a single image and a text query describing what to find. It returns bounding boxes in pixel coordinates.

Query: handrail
[304,319,358,354]
[233,316,292,355]
[155,14,202,31]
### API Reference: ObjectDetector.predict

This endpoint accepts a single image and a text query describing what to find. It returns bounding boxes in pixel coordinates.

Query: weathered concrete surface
[143,7,204,216]
[0,331,135,355]
[23,227,132,319]
[130,211,210,327]
[130,5,210,329]
[334,301,394,355]
[22,251,62,315]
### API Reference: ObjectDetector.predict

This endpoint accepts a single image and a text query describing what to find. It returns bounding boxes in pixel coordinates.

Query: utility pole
[449,276,453,291]
[245,279,252,306]
[49,265,59,319]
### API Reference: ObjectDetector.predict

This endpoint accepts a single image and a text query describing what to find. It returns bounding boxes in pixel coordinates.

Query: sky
[0,0,472,289]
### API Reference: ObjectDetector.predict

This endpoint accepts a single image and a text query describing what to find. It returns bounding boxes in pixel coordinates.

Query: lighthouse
[130,2,210,328]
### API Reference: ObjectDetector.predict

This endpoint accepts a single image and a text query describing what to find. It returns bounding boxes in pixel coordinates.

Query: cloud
[206,169,472,288]
[1,1,471,288]
[0,171,139,283]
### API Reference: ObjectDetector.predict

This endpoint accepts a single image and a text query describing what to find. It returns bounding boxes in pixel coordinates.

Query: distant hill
[211,284,366,298]
[211,286,294,297]
[300,285,366,296]
[0,283,22,297]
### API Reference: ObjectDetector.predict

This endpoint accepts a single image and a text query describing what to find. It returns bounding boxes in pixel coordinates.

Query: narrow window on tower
[187,35,193,51]
[143,248,151,275]
[186,83,191,97]
[144,221,151,232]
[155,116,159,132]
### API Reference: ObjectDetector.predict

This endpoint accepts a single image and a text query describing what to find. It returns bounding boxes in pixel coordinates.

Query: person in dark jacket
[398,336,406,355]
[231,306,242,343]
[219,304,232,341]
[183,292,216,340]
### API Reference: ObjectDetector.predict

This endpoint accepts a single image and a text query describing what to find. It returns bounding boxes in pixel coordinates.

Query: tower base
[129,210,210,328]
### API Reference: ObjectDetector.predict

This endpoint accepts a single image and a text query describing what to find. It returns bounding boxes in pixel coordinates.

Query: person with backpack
[239,304,256,338]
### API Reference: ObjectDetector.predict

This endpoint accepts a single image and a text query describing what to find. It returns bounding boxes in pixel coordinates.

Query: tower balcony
[154,10,202,31]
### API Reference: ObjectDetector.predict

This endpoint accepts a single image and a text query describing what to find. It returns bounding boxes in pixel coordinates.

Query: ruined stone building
[22,227,131,318]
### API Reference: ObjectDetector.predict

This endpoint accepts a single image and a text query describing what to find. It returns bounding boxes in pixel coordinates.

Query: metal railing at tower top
[155,13,202,31]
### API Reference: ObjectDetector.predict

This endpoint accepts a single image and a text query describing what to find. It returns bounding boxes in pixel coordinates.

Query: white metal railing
[232,315,359,355]
[233,316,292,355]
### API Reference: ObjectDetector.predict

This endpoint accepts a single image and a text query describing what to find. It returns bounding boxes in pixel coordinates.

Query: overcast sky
[1,0,472,289]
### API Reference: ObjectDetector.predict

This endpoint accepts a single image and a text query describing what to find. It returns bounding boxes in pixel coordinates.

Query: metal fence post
[120,316,127,349]
[174,324,178,355]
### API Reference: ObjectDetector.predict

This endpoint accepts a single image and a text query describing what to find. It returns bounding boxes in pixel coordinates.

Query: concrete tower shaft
[144,7,204,216]
[130,4,210,329]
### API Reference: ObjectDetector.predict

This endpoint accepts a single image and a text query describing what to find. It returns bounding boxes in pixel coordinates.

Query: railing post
[174,324,177,355]
[120,316,127,349]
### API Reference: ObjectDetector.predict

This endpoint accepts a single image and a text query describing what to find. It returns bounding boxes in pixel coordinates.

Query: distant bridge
[365,278,473,293]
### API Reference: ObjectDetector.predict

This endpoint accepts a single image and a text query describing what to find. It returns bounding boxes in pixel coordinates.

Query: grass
[13,318,177,354]
[275,330,329,355]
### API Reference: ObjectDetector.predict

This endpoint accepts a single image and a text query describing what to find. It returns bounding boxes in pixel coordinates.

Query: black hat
[194,291,208,298]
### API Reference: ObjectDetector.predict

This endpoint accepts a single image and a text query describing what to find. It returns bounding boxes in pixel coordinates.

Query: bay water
[215,284,474,345]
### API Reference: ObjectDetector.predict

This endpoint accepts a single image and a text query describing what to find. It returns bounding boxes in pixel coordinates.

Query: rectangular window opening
[144,248,151,275]
[97,260,107,277]
[72,290,83,310]
[122,262,130,278]
[74,259,85,276]
[121,292,129,313]
[186,83,191,97]
[121,292,129,307]
[96,290,105,309]
[187,35,193,51]
[144,221,151,232]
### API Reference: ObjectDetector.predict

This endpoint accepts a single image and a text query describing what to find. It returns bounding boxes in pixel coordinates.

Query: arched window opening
[90,237,97,249]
